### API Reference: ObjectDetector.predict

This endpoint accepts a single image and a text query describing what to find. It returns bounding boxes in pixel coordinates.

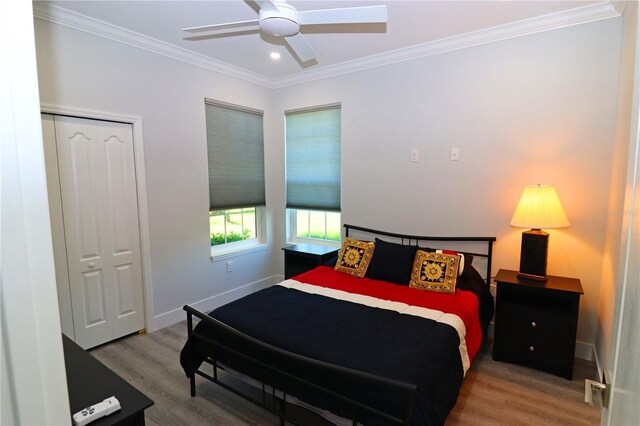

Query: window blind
[285,105,341,212]
[205,100,265,211]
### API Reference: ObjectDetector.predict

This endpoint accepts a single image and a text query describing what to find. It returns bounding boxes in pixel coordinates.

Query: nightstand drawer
[500,303,572,340]
[499,334,571,376]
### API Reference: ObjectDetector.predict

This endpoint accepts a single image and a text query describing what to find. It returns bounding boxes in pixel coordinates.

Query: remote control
[72,396,121,426]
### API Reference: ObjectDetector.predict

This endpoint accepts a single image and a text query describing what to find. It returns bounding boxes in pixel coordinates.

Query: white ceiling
[37,0,619,85]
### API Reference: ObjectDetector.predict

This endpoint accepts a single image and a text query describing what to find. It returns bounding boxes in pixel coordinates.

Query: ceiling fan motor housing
[259,4,300,37]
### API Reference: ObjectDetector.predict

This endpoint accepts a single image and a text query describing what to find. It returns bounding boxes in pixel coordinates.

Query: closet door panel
[114,264,137,316]
[54,116,113,349]
[81,270,107,326]
[100,122,145,337]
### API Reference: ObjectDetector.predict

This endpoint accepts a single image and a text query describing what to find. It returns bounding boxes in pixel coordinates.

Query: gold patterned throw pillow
[334,238,375,278]
[410,250,460,294]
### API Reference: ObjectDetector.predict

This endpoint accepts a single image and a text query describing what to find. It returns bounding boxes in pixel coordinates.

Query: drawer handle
[531,321,537,328]
[529,346,535,352]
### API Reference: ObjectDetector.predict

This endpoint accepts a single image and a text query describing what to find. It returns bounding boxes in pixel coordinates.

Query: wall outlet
[226,261,233,273]
[410,149,419,162]
[450,147,460,161]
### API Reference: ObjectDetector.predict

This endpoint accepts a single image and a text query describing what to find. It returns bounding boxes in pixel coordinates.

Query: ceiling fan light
[259,5,300,37]
[261,17,299,36]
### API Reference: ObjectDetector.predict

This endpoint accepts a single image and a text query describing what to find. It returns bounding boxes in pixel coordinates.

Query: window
[291,210,341,242]
[205,99,265,255]
[209,208,257,246]
[285,104,341,245]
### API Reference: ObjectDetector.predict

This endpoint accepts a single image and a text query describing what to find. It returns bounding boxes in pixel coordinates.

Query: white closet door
[100,120,145,339]
[54,116,144,349]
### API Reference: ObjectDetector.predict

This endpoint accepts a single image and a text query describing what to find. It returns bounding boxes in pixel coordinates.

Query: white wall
[272,18,622,355]
[35,19,280,331]
[36,12,623,355]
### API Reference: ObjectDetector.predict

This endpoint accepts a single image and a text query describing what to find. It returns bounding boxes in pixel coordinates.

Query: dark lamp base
[518,229,549,281]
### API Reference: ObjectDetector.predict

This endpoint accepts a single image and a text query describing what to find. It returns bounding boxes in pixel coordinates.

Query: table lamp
[510,184,569,281]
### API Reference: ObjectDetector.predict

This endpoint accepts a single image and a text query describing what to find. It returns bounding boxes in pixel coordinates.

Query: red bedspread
[294,266,483,363]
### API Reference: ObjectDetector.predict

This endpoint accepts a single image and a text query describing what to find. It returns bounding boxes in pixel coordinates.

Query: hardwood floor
[90,322,601,425]
[446,347,601,425]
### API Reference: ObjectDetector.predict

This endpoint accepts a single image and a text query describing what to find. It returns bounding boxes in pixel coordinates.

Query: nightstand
[282,244,339,279]
[492,269,583,380]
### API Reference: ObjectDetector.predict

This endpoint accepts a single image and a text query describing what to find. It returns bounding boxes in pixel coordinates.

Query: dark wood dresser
[63,335,153,425]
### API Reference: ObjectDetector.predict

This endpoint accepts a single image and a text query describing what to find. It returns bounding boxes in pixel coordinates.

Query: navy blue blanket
[180,285,479,425]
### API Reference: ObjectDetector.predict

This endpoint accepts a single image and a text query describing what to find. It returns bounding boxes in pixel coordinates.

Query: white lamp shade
[510,184,570,229]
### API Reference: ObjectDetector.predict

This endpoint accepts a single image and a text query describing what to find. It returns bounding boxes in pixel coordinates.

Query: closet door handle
[88,262,95,269]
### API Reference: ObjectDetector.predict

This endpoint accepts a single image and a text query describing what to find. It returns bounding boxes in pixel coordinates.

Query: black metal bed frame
[184,224,496,425]
[344,224,496,288]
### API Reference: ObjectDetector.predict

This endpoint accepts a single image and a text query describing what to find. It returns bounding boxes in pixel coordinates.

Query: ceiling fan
[182,0,388,63]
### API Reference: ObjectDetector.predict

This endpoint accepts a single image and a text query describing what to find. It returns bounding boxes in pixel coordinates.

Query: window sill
[210,243,268,262]
[287,238,341,249]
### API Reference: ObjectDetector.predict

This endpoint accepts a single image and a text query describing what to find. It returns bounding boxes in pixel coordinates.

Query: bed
[180,224,496,425]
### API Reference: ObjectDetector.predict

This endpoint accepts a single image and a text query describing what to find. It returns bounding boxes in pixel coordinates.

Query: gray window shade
[285,105,341,211]
[206,100,265,210]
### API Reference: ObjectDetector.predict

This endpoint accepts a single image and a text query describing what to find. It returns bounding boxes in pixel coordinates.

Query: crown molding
[33,1,620,90]
[32,2,273,88]
[272,1,621,88]
[610,1,628,15]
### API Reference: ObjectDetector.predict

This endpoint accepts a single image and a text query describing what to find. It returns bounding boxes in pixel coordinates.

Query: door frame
[604,1,640,420]
[41,103,155,334]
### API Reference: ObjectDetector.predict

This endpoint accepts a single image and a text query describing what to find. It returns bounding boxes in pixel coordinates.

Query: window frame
[285,103,341,212]
[210,206,267,260]
[204,98,267,260]
[286,208,341,248]
[285,103,342,248]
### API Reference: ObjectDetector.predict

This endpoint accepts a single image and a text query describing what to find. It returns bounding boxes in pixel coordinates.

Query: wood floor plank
[90,322,601,425]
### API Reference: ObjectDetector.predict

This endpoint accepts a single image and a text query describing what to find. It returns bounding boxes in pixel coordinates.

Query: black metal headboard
[344,224,496,287]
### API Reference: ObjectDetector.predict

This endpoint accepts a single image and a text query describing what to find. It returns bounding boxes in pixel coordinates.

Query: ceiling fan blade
[297,5,387,25]
[182,19,259,33]
[285,33,317,62]
[254,0,278,13]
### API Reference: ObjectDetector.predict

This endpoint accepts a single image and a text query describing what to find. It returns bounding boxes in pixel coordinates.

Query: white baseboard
[149,275,281,332]
[592,343,604,381]
[575,341,594,361]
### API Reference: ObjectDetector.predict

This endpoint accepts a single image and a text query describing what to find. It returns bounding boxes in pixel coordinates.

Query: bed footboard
[184,305,418,425]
